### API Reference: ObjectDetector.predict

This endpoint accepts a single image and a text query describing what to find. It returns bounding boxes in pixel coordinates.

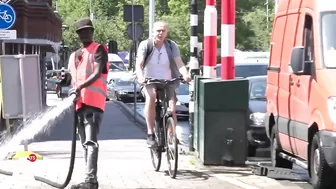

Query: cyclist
[135,21,191,146]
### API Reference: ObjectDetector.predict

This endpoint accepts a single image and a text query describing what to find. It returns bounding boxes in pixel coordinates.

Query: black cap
[75,18,94,32]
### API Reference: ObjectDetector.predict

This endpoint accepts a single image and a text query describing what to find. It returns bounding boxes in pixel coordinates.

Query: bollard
[188,0,201,152]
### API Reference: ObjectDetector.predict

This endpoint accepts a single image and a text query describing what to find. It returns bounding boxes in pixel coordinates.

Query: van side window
[304,15,314,61]
[303,15,315,77]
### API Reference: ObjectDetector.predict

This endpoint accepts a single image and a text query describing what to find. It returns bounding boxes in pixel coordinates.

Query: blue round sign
[0,4,16,30]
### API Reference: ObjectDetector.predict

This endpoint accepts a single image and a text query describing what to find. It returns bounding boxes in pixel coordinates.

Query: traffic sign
[0,3,16,30]
[0,29,16,39]
[127,23,144,40]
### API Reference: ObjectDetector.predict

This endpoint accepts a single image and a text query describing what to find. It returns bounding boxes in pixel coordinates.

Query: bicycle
[143,77,183,179]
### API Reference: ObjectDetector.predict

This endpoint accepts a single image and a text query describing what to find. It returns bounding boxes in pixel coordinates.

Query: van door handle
[296,82,300,87]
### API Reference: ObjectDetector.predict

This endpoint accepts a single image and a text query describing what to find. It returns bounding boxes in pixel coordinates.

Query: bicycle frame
[155,86,172,148]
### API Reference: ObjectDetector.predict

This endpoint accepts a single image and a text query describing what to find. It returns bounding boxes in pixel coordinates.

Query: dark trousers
[76,106,103,183]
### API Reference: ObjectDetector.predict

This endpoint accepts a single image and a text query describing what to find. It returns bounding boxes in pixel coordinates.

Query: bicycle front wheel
[165,117,178,178]
[150,121,162,171]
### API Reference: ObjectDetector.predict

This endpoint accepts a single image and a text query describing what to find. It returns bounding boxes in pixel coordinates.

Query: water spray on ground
[0,95,76,159]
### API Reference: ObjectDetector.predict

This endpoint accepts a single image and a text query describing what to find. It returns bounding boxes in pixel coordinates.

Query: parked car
[246,76,269,156]
[107,78,143,102]
[175,83,189,120]
[215,62,268,78]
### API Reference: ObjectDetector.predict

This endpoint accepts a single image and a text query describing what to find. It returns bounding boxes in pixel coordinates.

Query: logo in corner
[27,154,36,162]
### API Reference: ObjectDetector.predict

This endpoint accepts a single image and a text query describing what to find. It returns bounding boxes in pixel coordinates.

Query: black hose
[0,103,78,189]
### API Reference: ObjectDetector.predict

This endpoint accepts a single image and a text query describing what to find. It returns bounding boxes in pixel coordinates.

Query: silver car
[107,78,143,102]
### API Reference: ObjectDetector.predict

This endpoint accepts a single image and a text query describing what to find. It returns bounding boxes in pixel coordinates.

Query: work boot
[147,134,156,146]
[70,181,99,189]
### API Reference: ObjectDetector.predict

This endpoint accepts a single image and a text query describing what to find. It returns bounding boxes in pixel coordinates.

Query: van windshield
[322,12,336,67]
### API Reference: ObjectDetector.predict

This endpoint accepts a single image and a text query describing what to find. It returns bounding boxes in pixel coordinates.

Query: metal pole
[203,0,217,78]
[221,0,235,80]
[266,0,269,29]
[188,0,200,152]
[89,0,93,20]
[149,0,155,38]
[18,54,28,151]
[132,0,137,121]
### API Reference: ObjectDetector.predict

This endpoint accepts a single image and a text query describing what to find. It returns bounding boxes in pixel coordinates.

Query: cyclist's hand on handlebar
[182,75,191,83]
[137,76,146,84]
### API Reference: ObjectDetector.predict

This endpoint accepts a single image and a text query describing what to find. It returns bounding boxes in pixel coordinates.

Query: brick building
[1,0,62,107]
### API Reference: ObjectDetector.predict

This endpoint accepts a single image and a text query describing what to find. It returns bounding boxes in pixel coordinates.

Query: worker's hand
[69,87,81,103]
[75,85,83,95]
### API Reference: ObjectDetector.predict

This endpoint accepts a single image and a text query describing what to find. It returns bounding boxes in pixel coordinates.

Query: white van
[108,53,126,71]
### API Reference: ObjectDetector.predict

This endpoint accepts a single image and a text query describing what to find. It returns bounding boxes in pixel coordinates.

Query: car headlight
[249,112,265,126]
[327,97,336,123]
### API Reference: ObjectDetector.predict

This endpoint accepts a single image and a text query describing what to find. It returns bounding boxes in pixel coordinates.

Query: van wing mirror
[290,46,304,74]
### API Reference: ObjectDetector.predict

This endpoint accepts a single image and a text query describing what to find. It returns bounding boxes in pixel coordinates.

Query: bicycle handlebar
[144,77,184,85]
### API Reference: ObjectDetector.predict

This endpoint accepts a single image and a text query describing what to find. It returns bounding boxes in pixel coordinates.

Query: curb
[113,101,147,132]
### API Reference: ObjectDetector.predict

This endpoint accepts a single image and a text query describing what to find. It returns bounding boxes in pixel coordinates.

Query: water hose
[0,94,78,189]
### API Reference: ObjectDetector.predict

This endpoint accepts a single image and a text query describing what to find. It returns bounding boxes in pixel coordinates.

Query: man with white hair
[135,21,191,146]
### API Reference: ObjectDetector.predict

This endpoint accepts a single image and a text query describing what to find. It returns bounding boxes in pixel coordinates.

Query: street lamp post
[61,24,68,68]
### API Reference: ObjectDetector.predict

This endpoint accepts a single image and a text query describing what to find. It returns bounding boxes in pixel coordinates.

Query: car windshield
[321,12,336,67]
[216,64,268,78]
[250,81,266,100]
[235,64,268,78]
[115,80,133,86]
[109,62,126,71]
[176,84,189,95]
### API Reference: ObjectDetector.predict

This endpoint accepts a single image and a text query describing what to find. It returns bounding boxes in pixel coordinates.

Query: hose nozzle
[68,88,79,103]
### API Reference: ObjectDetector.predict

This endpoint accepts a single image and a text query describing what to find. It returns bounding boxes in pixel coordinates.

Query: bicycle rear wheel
[150,120,162,171]
[165,117,178,178]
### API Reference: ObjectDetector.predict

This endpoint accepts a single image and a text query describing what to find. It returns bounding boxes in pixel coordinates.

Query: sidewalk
[0,100,244,189]
[117,101,313,189]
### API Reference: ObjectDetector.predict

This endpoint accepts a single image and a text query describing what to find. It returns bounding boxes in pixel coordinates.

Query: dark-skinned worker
[68,18,109,189]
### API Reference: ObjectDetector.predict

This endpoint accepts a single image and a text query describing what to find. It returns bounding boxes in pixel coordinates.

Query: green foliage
[57,0,275,59]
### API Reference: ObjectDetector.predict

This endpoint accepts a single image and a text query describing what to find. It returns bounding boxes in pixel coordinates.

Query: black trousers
[76,106,103,183]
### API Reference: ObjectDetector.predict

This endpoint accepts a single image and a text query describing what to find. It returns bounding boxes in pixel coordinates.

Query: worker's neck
[83,41,93,48]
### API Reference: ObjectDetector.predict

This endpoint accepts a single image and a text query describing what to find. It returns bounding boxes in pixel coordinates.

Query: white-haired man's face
[153,22,168,43]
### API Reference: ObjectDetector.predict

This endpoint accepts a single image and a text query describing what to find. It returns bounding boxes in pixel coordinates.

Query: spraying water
[0,95,76,160]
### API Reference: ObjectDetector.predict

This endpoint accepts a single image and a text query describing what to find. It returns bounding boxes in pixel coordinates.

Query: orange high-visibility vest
[69,41,109,111]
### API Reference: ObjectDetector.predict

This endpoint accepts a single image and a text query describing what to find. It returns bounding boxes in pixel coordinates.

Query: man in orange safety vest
[68,18,109,189]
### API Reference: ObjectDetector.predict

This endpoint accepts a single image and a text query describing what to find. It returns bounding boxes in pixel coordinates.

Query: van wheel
[310,133,336,189]
[271,126,293,169]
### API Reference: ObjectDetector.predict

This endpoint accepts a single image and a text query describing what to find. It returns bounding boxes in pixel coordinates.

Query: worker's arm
[78,45,108,89]
[135,41,147,81]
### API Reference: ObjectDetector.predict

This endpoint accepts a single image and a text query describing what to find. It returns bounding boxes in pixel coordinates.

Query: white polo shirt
[144,45,172,80]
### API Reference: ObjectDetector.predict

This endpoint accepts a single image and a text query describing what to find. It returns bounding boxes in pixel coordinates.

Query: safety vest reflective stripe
[77,70,107,83]
[87,86,107,97]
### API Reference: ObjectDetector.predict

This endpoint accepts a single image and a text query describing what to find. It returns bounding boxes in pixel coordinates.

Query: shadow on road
[163,169,210,181]
[33,102,146,142]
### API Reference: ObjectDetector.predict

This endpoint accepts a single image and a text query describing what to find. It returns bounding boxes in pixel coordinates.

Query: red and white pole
[221,0,235,80]
[203,0,217,78]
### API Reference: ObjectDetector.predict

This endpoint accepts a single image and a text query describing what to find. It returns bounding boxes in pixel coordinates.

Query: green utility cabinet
[197,79,249,165]
[193,76,213,151]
